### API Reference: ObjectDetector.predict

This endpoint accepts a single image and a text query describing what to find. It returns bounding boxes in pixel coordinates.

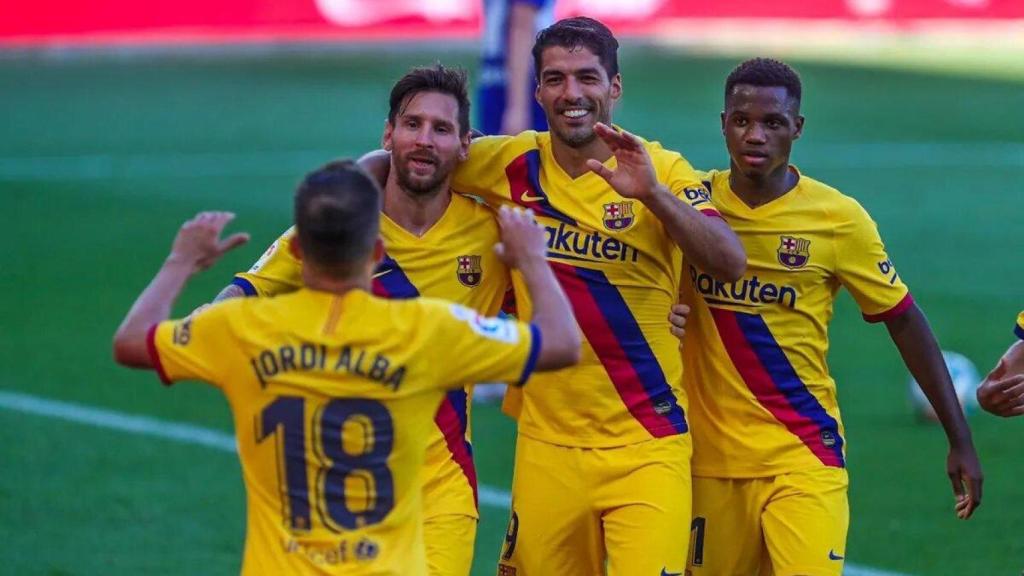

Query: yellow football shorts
[688,467,849,576]
[497,433,692,576]
[423,513,476,576]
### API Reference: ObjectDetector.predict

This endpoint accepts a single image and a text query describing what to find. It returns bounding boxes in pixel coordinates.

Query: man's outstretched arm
[886,304,983,519]
[494,206,580,370]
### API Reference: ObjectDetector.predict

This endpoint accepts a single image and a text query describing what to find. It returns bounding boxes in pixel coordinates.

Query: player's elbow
[704,243,746,282]
[356,149,391,188]
[112,329,150,368]
[717,251,747,282]
[112,334,132,366]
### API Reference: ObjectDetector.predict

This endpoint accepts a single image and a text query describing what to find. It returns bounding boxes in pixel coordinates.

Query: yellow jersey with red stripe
[452,130,719,447]
[1016,311,1024,340]
[681,168,912,478]
[232,193,511,519]
[147,289,538,576]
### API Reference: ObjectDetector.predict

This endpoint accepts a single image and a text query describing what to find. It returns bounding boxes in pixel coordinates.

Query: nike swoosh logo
[660,569,682,576]
[520,191,545,203]
[829,550,845,561]
[372,269,392,279]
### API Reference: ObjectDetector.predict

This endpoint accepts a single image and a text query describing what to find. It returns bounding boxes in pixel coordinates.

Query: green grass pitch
[1,47,1021,575]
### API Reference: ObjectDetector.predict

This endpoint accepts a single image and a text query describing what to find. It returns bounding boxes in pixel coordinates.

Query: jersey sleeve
[422,300,541,389]
[656,146,721,218]
[451,135,517,206]
[232,227,303,297]
[833,199,913,323]
[1015,311,1024,341]
[146,301,239,388]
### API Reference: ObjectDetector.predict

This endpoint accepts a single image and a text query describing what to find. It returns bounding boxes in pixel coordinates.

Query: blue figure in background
[477,0,556,135]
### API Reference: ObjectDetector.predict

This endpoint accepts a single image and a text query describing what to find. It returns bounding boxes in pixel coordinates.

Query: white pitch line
[0,389,237,452]
[844,565,913,576]
[0,389,510,507]
[0,389,912,576]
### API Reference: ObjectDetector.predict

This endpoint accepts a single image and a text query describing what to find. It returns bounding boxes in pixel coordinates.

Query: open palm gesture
[585,123,660,200]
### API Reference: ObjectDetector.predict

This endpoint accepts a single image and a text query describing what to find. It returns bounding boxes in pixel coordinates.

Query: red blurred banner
[3,0,1022,46]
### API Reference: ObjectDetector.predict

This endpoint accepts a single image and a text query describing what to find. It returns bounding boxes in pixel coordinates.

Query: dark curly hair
[725,58,802,105]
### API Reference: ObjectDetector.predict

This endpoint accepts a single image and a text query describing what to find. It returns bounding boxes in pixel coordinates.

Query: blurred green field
[1,46,1022,575]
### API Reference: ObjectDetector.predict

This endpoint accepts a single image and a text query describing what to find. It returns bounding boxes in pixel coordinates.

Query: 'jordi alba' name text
[249,343,406,391]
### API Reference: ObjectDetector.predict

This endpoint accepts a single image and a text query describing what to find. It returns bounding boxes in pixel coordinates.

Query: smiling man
[450,16,746,576]
[674,58,983,576]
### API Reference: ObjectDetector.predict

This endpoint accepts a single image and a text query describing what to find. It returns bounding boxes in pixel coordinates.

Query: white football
[909,350,980,421]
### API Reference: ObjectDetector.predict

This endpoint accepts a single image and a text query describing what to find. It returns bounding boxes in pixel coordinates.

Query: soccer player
[671,58,983,576]
[111,160,581,575]
[449,17,748,575]
[477,0,555,135]
[976,311,1024,417]
[213,66,517,575]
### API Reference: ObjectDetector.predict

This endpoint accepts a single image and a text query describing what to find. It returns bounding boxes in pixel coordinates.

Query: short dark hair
[725,58,802,105]
[293,160,381,279]
[533,17,619,80]
[388,64,471,135]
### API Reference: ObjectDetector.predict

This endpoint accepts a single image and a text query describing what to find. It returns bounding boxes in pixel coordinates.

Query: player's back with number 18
[112,161,579,575]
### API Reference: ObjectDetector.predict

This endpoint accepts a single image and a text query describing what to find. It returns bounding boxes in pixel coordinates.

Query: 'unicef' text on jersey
[544,221,640,264]
[689,265,798,309]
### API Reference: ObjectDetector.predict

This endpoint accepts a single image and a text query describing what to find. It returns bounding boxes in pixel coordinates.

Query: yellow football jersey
[452,130,719,447]
[233,193,511,518]
[148,289,538,575]
[1016,311,1024,340]
[681,168,912,478]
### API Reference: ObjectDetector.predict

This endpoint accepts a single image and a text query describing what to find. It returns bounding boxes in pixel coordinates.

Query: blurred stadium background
[2,1,1021,574]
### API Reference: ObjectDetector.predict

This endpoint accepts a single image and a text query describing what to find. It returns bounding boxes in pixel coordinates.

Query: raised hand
[585,123,660,201]
[494,206,547,270]
[169,212,250,272]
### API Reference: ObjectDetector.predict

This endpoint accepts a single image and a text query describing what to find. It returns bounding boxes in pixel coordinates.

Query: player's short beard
[395,154,455,198]
[557,125,598,149]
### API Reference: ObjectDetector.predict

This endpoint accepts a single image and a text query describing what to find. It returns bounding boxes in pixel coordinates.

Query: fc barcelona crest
[778,236,811,269]
[602,201,635,231]
[456,255,483,287]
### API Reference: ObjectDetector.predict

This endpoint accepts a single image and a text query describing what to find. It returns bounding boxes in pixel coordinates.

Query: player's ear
[458,130,470,161]
[289,237,302,261]
[793,115,805,141]
[382,119,394,152]
[609,73,622,103]
[720,111,727,135]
